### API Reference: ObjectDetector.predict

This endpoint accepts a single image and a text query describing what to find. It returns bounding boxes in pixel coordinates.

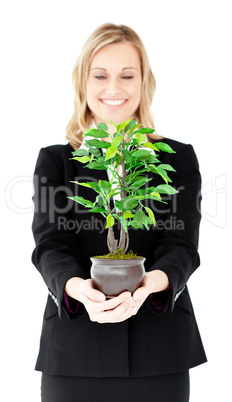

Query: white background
[1,1,231,400]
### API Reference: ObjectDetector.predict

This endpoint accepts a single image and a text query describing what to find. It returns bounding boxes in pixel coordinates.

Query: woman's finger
[99,292,132,311]
[80,279,106,302]
[83,290,132,312]
[97,297,136,323]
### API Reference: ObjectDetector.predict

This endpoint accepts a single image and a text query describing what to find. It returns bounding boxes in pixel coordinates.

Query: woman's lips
[100,98,127,109]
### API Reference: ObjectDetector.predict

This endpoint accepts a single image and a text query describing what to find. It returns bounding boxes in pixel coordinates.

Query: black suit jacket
[31,138,207,377]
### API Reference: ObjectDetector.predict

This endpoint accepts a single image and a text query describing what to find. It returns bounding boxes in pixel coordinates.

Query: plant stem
[106,202,118,253]
[107,226,118,253]
[118,133,129,253]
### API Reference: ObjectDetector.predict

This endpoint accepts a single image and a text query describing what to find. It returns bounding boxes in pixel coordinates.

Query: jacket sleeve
[31,147,87,319]
[146,144,202,314]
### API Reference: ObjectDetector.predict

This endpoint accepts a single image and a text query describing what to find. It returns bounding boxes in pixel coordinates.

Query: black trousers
[41,371,190,402]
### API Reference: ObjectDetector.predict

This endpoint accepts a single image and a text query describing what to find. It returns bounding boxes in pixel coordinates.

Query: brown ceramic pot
[90,257,145,297]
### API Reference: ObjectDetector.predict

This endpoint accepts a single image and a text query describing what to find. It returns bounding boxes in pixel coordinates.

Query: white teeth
[102,99,126,106]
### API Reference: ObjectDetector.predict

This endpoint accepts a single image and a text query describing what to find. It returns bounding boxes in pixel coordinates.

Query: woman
[32,23,207,402]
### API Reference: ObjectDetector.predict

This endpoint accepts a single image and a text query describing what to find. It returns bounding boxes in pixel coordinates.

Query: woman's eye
[95,76,107,80]
[122,76,133,79]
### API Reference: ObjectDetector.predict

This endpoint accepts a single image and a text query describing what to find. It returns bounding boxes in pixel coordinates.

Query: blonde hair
[66,23,160,149]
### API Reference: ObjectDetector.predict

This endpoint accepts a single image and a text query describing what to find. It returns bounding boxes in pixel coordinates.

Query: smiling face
[86,42,142,133]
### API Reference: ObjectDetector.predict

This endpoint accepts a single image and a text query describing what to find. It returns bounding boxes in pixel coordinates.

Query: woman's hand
[132,270,169,314]
[65,270,169,322]
[65,277,137,323]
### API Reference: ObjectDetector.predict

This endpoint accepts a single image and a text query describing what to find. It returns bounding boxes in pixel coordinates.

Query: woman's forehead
[90,42,141,71]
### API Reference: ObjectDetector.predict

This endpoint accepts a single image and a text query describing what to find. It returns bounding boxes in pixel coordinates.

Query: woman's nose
[106,78,121,95]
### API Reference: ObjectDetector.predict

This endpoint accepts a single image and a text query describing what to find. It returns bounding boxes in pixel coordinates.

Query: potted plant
[68,118,178,297]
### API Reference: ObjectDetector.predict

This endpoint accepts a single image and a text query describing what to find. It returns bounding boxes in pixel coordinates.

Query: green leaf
[155,142,176,153]
[135,186,158,195]
[135,194,164,203]
[122,148,132,163]
[152,191,161,198]
[108,120,118,129]
[125,169,148,182]
[115,200,124,211]
[67,196,94,208]
[131,138,139,147]
[142,142,159,152]
[128,177,153,191]
[71,149,89,157]
[130,209,146,229]
[97,122,108,130]
[111,135,123,148]
[105,145,117,161]
[89,207,108,214]
[148,163,173,178]
[115,196,139,212]
[99,180,111,194]
[122,197,139,211]
[70,181,102,194]
[123,211,135,219]
[83,128,109,138]
[108,188,121,198]
[124,119,137,133]
[142,155,159,163]
[98,155,108,163]
[95,194,104,207]
[82,128,93,136]
[70,156,91,163]
[144,207,156,226]
[136,127,155,134]
[88,147,101,157]
[118,216,128,232]
[157,167,172,183]
[85,139,111,148]
[70,181,92,188]
[85,161,107,170]
[158,164,176,172]
[117,118,133,134]
[132,149,152,158]
[105,214,115,229]
[109,176,115,185]
[114,153,122,166]
[133,175,146,181]
[155,184,179,194]
[143,215,154,230]
[135,133,147,145]
[128,123,142,134]
[146,165,159,174]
